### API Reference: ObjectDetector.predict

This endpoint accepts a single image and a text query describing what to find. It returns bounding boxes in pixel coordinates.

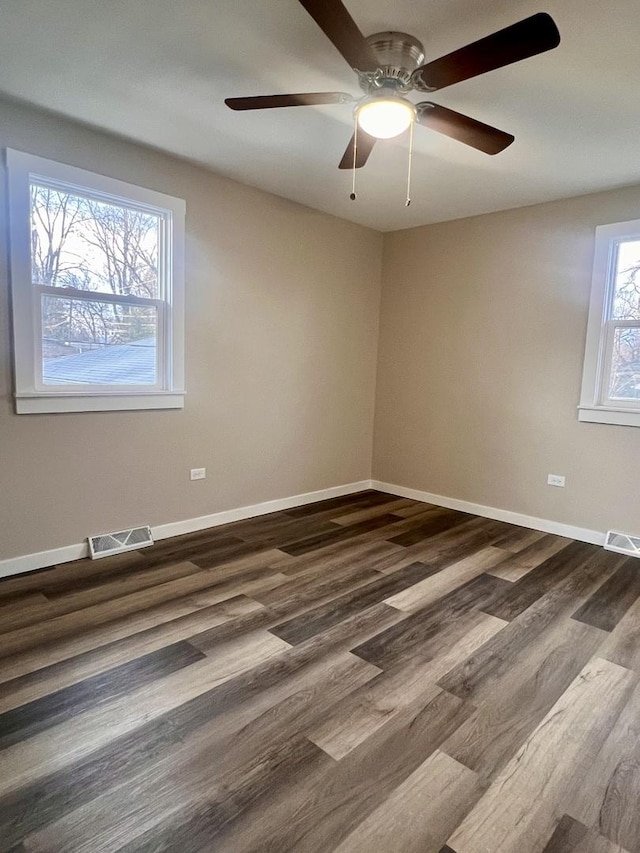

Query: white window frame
[6,148,186,414]
[579,218,640,427]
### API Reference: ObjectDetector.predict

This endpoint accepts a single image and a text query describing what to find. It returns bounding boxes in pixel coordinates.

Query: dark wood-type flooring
[1,490,639,852]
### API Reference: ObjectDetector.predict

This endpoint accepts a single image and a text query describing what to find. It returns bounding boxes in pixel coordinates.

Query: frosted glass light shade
[356,97,415,139]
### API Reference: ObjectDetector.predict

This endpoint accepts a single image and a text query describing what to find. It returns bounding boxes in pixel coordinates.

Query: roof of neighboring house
[42,338,156,385]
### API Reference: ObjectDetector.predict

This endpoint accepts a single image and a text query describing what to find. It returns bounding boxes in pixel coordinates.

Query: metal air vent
[604,530,640,558]
[88,525,153,559]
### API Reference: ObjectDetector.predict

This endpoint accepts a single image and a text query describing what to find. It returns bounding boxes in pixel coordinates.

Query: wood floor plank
[384,546,507,613]
[541,815,590,852]
[481,540,605,621]
[278,513,402,557]
[0,593,53,635]
[508,534,575,568]
[0,551,150,601]
[440,617,607,782]
[446,658,637,853]
[42,559,202,605]
[269,561,440,645]
[131,527,273,570]
[307,612,506,760]
[576,832,633,852]
[397,516,515,571]
[0,593,260,689]
[599,594,640,672]
[0,631,292,797]
[182,573,409,659]
[0,641,205,750]
[138,687,474,853]
[541,816,632,853]
[0,721,185,851]
[0,565,287,659]
[285,490,395,518]
[0,649,376,852]
[441,606,607,709]
[393,501,441,517]
[0,490,638,853]
[353,510,497,552]
[564,677,640,852]
[272,506,436,557]
[387,509,476,547]
[487,534,574,582]
[192,600,404,662]
[332,750,481,853]
[490,525,547,554]
[264,537,407,583]
[13,605,398,837]
[352,573,511,671]
[0,561,203,634]
[572,558,640,632]
[439,548,624,701]
[25,736,328,853]
[250,562,381,615]
[231,515,343,549]
[331,498,416,525]
[18,651,379,853]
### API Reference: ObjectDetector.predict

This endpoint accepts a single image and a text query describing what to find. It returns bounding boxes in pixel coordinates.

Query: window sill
[15,392,185,414]
[578,405,640,427]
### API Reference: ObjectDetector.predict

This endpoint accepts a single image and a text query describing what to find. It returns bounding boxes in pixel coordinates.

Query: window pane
[612,239,640,320]
[608,326,640,400]
[41,295,157,386]
[30,182,160,299]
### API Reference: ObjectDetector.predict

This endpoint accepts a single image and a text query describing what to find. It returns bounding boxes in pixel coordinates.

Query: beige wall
[4,95,640,563]
[0,98,383,561]
[374,186,640,535]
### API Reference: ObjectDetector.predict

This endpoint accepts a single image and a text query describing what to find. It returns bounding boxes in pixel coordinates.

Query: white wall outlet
[547,473,566,487]
[190,468,206,481]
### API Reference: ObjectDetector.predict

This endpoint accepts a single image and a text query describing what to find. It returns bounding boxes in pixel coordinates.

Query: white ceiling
[0,0,639,232]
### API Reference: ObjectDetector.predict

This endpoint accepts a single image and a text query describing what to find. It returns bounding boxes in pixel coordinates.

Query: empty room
[1,1,639,851]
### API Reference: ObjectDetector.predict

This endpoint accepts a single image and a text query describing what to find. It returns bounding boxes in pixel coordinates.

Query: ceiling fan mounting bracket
[411,68,438,93]
[415,102,436,119]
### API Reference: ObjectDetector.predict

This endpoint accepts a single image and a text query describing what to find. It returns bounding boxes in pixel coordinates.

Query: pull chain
[405,119,414,207]
[350,113,358,201]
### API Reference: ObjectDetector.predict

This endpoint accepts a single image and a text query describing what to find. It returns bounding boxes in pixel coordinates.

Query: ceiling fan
[225,1,560,170]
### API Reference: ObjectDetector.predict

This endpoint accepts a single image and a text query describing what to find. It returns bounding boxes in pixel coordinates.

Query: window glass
[612,239,640,321]
[41,295,157,385]
[608,326,640,401]
[30,182,160,299]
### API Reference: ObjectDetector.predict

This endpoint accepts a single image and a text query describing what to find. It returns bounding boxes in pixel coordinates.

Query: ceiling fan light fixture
[356,96,416,139]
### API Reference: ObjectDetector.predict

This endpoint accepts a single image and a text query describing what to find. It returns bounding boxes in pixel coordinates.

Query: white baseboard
[1,477,606,581]
[371,480,606,547]
[0,479,373,580]
[152,480,372,539]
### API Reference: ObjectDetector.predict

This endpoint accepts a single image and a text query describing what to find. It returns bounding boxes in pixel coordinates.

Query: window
[6,149,185,413]
[579,219,640,427]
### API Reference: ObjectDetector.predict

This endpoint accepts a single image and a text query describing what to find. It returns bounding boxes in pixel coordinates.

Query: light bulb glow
[356,97,415,139]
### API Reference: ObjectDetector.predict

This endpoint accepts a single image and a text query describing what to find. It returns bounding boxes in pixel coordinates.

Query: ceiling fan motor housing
[360,31,425,92]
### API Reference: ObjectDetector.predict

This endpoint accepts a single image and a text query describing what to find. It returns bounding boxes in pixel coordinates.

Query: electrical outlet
[190,468,206,481]
[547,473,565,487]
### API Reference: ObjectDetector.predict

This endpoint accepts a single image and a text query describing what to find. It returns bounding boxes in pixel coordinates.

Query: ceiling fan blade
[412,12,560,92]
[338,130,377,169]
[296,0,379,72]
[416,103,514,154]
[225,92,353,110]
